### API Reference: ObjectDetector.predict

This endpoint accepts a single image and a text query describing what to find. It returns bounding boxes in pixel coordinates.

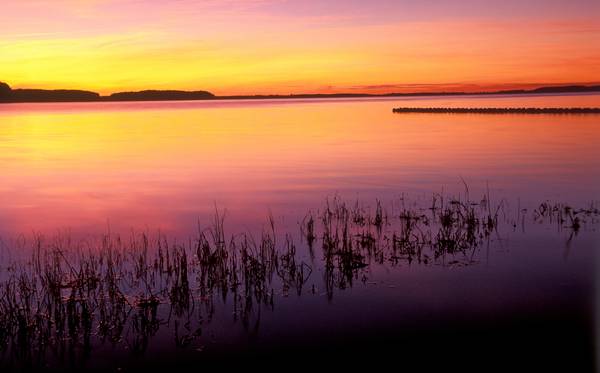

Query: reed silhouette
[0,193,597,370]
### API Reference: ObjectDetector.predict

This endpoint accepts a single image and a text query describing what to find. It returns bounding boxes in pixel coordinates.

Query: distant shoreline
[1,81,599,104]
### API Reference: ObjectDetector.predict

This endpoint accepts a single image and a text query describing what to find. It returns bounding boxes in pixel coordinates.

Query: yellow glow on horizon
[1,1,599,95]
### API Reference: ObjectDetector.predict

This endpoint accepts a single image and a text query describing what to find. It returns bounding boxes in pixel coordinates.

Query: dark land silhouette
[0,80,599,103]
[11,89,99,102]
[0,82,11,99]
[108,89,214,101]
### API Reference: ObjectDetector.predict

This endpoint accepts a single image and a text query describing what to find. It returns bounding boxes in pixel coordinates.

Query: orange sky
[1,0,599,95]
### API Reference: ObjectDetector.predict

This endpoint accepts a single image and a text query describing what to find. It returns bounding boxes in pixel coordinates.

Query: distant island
[107,90,214,101]
[1,81,599,104]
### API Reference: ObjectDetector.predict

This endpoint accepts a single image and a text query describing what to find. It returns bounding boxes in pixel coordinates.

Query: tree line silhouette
[1,80,599,103]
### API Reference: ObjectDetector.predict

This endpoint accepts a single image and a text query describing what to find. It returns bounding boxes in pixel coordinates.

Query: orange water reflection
[1,93,599,236]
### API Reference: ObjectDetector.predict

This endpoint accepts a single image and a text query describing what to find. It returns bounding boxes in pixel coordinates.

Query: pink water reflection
[0,93,599,237]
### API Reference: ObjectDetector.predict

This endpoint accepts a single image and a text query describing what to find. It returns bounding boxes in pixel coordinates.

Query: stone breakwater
[392,107,600,114]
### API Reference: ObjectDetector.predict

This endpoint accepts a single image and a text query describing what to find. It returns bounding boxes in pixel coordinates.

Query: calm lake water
[0,93,599,236]
[0,93,599,371]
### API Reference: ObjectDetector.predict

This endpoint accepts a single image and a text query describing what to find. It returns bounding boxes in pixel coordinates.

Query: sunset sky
[1,0,599,95]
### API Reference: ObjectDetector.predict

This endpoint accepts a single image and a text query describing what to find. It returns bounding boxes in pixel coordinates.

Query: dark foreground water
[0,93,598,371]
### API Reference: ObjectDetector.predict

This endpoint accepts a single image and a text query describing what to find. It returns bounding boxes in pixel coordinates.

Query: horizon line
[1,81,600,104]
[3,80,600,96]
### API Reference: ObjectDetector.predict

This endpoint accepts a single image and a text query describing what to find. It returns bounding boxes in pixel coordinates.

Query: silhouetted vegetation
[0,82,100,102]
[107,90,215,101]
[0,82,11,101]
[0,80,598,103]
[11,89,100,102]
[0,192,597,370]
[529,85,600,94]
[220,85,600,100]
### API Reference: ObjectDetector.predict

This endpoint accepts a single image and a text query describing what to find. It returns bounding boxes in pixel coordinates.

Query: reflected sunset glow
[1,94,599,236]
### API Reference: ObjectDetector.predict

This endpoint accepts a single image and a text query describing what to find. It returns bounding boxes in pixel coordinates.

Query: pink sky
[1,0,599,94]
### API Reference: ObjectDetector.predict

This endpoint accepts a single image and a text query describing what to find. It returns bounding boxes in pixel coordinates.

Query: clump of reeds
[533,201,599,232]
[0,193,597,369]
